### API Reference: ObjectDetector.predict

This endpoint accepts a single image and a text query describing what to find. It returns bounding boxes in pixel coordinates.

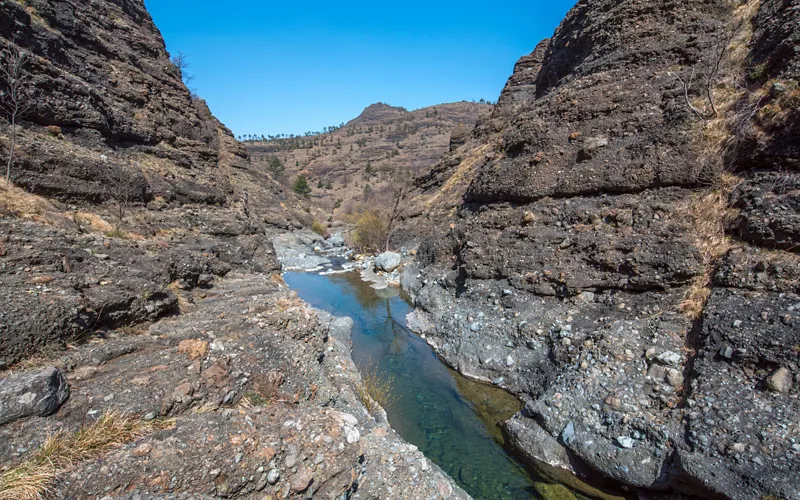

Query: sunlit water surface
[285,270,561,499]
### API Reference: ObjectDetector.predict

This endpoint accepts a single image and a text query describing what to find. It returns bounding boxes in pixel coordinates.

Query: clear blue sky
[144,0,575,137]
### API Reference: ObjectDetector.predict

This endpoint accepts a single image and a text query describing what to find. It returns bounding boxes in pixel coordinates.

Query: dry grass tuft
[73,211,114,234]
[355,360,397,414]
[678,173,741,318]
[0,411,174,500]
[0,184,56,219]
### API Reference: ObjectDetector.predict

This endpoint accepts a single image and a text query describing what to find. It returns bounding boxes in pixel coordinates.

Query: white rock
[616,436,635,449]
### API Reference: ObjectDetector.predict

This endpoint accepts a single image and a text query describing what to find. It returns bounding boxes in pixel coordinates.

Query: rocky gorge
[0,0,798,499]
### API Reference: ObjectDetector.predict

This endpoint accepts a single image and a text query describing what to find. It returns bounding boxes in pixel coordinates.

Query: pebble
[267,468,280,484]
[728,443,746,454]
[655,351,682,367]
[666,368,684,388]
[616,436,635,449]
[506,355,515,367]
[561,421,575,443]
[766,367,793,393]
[344,425,360,444]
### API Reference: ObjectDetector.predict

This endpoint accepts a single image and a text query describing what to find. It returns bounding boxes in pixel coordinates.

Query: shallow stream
[285,270,579,499]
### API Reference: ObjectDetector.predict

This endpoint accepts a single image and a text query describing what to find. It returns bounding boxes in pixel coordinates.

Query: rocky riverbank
[0,217,468,499]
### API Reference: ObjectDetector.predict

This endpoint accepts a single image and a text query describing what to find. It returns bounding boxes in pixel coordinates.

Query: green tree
[293,174,311,196]
[268,156,284,175]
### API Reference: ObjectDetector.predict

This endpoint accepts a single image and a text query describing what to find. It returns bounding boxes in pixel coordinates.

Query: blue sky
[144,0,576,137]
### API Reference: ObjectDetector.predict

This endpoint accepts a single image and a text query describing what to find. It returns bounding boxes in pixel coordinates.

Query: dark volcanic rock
[405,0,800,498]
[682,288,800,500]
[730,171,800,252]
[0,366,69,424]
[465,0,731,204]
[495,39,550,109]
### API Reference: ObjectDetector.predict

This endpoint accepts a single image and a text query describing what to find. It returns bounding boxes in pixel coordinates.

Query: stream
[285,269,580,500]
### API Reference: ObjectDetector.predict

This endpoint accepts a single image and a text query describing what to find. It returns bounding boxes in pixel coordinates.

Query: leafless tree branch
[0,45,34,187]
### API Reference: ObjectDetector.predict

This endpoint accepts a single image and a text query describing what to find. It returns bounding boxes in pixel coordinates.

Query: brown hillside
[246,101,491,216]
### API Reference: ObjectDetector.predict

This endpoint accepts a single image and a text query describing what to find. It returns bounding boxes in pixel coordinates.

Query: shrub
[311,219,327,236]
[351,210,387,253]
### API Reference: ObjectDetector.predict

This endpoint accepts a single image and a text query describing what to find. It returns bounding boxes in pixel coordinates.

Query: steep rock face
[495,39,550,109]
[0,0,306,224]
[466,0,730,203]
[406,0,800,499]
[0,0,232,202]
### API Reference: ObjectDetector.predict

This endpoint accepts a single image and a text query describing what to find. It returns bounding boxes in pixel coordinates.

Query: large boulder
[374,252,402,272]
[0,367,70,424]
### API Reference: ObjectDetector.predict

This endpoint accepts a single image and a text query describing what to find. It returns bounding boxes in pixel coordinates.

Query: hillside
[246,101,491,216]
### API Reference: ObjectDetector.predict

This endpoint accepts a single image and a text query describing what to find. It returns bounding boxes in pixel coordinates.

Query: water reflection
[285,271,547,499]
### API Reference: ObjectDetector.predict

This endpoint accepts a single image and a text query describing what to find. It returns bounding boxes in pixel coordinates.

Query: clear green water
[284,270,543,499]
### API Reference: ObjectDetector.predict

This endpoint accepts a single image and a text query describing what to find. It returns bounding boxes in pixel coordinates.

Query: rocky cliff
[0,0,306,219]
[405,0,800,498]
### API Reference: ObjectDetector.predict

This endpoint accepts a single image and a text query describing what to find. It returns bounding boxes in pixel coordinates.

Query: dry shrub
[695,0,762,178]
[350,210,388,254]
[678,173,741,318]
[355,361,396,413]
[754,82,800,131]
[0,411,173,500]
[311,219,327,236]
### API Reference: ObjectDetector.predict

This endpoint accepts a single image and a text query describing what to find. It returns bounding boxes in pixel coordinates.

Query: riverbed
[285,270,580,500]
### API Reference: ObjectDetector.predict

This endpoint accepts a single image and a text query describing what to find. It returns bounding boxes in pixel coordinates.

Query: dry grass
[423,142,495,211]
[678,173,741,318]
[355,361,396,413]
[0,411,174,500]
[73,211,114,234]
[695,0,762,177]
[0,183,56,218]
[166,280,193,312]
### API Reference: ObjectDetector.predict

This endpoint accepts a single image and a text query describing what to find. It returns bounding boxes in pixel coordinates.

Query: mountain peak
[349,102,408,125]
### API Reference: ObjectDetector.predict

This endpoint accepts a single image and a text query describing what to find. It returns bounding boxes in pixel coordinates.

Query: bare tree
[669,29,737,122]
[171,51,194,88]
[105,167,143,234]
[0,45,34,187]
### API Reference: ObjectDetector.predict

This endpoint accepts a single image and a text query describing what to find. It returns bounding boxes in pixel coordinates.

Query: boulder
[374,252,402,272]
[327,233,346,247]
[0,367,70,425]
